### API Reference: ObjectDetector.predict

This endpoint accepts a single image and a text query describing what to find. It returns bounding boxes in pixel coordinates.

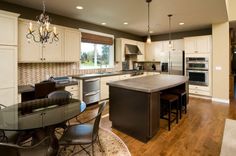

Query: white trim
[212,98,230,104]
[0,10,20,18]
[79,28,114,38]
[189,94,212,100]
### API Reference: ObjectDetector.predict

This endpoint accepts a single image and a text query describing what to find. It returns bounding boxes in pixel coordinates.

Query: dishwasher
[83,78,100,104]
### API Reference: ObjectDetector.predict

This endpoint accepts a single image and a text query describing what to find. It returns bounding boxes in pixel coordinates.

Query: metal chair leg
[97,135,104,152]
[168,102,171,131]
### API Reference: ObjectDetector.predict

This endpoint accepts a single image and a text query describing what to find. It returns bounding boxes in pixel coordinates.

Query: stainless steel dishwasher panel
[83,78,100,104]
[83,78,100,93]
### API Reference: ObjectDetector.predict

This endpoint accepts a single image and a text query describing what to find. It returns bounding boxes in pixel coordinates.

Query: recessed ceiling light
[123,22,128,25]
[179,22,185,25]
[149,30,154,34]
[101,22,106,25]
[76,6,83,10]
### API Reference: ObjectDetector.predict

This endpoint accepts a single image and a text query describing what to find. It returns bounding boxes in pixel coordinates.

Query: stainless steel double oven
[186,57,209,86]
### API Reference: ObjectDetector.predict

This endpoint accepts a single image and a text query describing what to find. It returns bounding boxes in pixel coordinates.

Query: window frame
[79,29,115,69]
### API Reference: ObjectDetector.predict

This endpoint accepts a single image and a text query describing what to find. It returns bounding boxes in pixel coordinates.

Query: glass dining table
[0,98,86,156]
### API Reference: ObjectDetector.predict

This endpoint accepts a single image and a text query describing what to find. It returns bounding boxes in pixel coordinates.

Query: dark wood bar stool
[169,89,187,119]
[160,93,179,131]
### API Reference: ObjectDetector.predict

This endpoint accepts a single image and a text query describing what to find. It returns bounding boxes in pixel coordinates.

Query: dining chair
[34,81,56,99]
[0,136,50,156]
[59,101,107,156]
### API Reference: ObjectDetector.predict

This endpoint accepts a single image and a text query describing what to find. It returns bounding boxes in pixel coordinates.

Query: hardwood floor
[77,98,236,156]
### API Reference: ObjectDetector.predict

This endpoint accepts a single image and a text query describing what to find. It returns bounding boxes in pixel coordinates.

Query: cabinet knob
[43,58,46,60]
[40,58,43,61]
[194,51,198,53]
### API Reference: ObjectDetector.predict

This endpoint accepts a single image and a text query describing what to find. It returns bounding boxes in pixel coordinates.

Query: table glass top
[0,98,86,131]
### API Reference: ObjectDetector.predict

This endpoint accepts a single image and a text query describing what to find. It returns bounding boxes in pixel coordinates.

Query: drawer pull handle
[84,78,100,82]
[85,91,100,96]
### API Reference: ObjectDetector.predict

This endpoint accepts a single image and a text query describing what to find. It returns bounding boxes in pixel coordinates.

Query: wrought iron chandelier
[146,0,152,43]
[26,1,59,44]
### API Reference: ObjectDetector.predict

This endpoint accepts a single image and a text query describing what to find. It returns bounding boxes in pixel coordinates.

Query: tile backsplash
[18,62,121,85]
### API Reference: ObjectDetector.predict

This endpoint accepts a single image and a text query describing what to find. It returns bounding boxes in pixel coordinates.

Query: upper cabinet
[0,10,19,46]
[145,39,184,62]
[184,35,212,54]
[64,28,81,62]
[18,19,81,63]
[115,38,145,62]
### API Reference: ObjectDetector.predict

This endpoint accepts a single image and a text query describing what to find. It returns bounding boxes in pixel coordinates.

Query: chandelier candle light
[146,0,152,43]
[26,1,59,44]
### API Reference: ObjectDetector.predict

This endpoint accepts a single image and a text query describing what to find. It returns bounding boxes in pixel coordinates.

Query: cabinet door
[18,20,42,62]
[0,11,18,46]
[184,37,196,53]
[65,29,81,62]
[173,39,184,51]
[100,76,120,100]
[0,46,17,105]
[43,27,64,62]
[196,35,211,53]
[137,41,145,61]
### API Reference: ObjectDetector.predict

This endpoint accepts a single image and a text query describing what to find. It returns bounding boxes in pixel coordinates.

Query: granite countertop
[18,81,78,94]
[72,70,160,80]
[107,74,188,93]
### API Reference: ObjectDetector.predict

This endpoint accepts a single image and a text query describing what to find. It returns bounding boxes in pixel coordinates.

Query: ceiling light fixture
[146,0,152,44]
[101,22,107,25]
[149,30,154,34]
[179,22,184,25]
[123,22,128,25]
[26,1,58,44]
[76,6,84,10]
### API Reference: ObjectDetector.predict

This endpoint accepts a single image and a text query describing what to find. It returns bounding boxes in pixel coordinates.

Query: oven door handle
[187,70,208,73]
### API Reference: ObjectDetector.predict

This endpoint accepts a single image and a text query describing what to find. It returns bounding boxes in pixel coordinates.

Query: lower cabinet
[189,85,211,96]
[0,87,17,107]
[65,85,79,99]
[100,76,120,100]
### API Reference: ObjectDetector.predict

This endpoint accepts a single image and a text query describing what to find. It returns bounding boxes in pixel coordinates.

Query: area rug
[58,127,131,156]
[220,119,236,156]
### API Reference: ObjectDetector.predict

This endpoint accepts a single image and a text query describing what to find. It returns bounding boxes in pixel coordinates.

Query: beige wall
[227,0,236,21]
[212,22,230,101]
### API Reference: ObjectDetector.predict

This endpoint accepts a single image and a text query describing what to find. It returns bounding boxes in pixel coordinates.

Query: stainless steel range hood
[125,44,142,55]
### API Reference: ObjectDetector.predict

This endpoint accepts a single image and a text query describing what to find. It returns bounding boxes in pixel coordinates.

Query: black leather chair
[34,81,56,99]
[59,101,107,156]
[48,90,72,100]
[0,136,50,156]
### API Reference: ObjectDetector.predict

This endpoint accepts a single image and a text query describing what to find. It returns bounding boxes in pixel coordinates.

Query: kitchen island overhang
[107,74,189,142]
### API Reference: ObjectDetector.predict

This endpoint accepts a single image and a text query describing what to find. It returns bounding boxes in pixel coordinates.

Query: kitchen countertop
[72,70,160,80]
[18,81,78,94]
[107,74,188,93]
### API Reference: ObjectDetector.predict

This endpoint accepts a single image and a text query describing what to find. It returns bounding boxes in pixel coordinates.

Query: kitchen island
[107,74,188,142]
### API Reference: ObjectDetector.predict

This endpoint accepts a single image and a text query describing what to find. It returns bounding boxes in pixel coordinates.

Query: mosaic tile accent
[18,62,121,85]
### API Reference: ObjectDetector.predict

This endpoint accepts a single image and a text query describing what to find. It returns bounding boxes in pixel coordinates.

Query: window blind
[81,32,113,45]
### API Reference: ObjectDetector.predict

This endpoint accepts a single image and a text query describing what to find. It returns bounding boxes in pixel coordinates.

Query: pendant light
[146,0,152,44]
[168,14,173,74]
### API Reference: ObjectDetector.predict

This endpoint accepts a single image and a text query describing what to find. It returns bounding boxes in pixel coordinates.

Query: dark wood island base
[108,74,188,143]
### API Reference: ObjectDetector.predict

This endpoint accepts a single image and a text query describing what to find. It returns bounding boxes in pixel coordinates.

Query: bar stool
[169,89,187,119]
[160,93,179,131]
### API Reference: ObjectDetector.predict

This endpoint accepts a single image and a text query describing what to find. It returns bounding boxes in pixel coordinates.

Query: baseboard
[212,98,230,104]
[189,94,212,100]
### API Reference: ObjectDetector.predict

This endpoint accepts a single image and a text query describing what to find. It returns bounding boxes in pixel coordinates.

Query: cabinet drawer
[70,90,79,97]
[189,85,209,91]
[65,85,78,92]
[83,78,100,93]
[83,90,100,104]
[189,89,211,96]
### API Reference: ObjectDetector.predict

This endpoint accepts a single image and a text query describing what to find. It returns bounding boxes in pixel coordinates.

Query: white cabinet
[65,85,79,99]
[0,46,17,106]
[0,10,18,46]
[184,35,212,54]
[0,10,19,106]
[64,29,81,62]
[18,20,65,62]
[100,76,120,100]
